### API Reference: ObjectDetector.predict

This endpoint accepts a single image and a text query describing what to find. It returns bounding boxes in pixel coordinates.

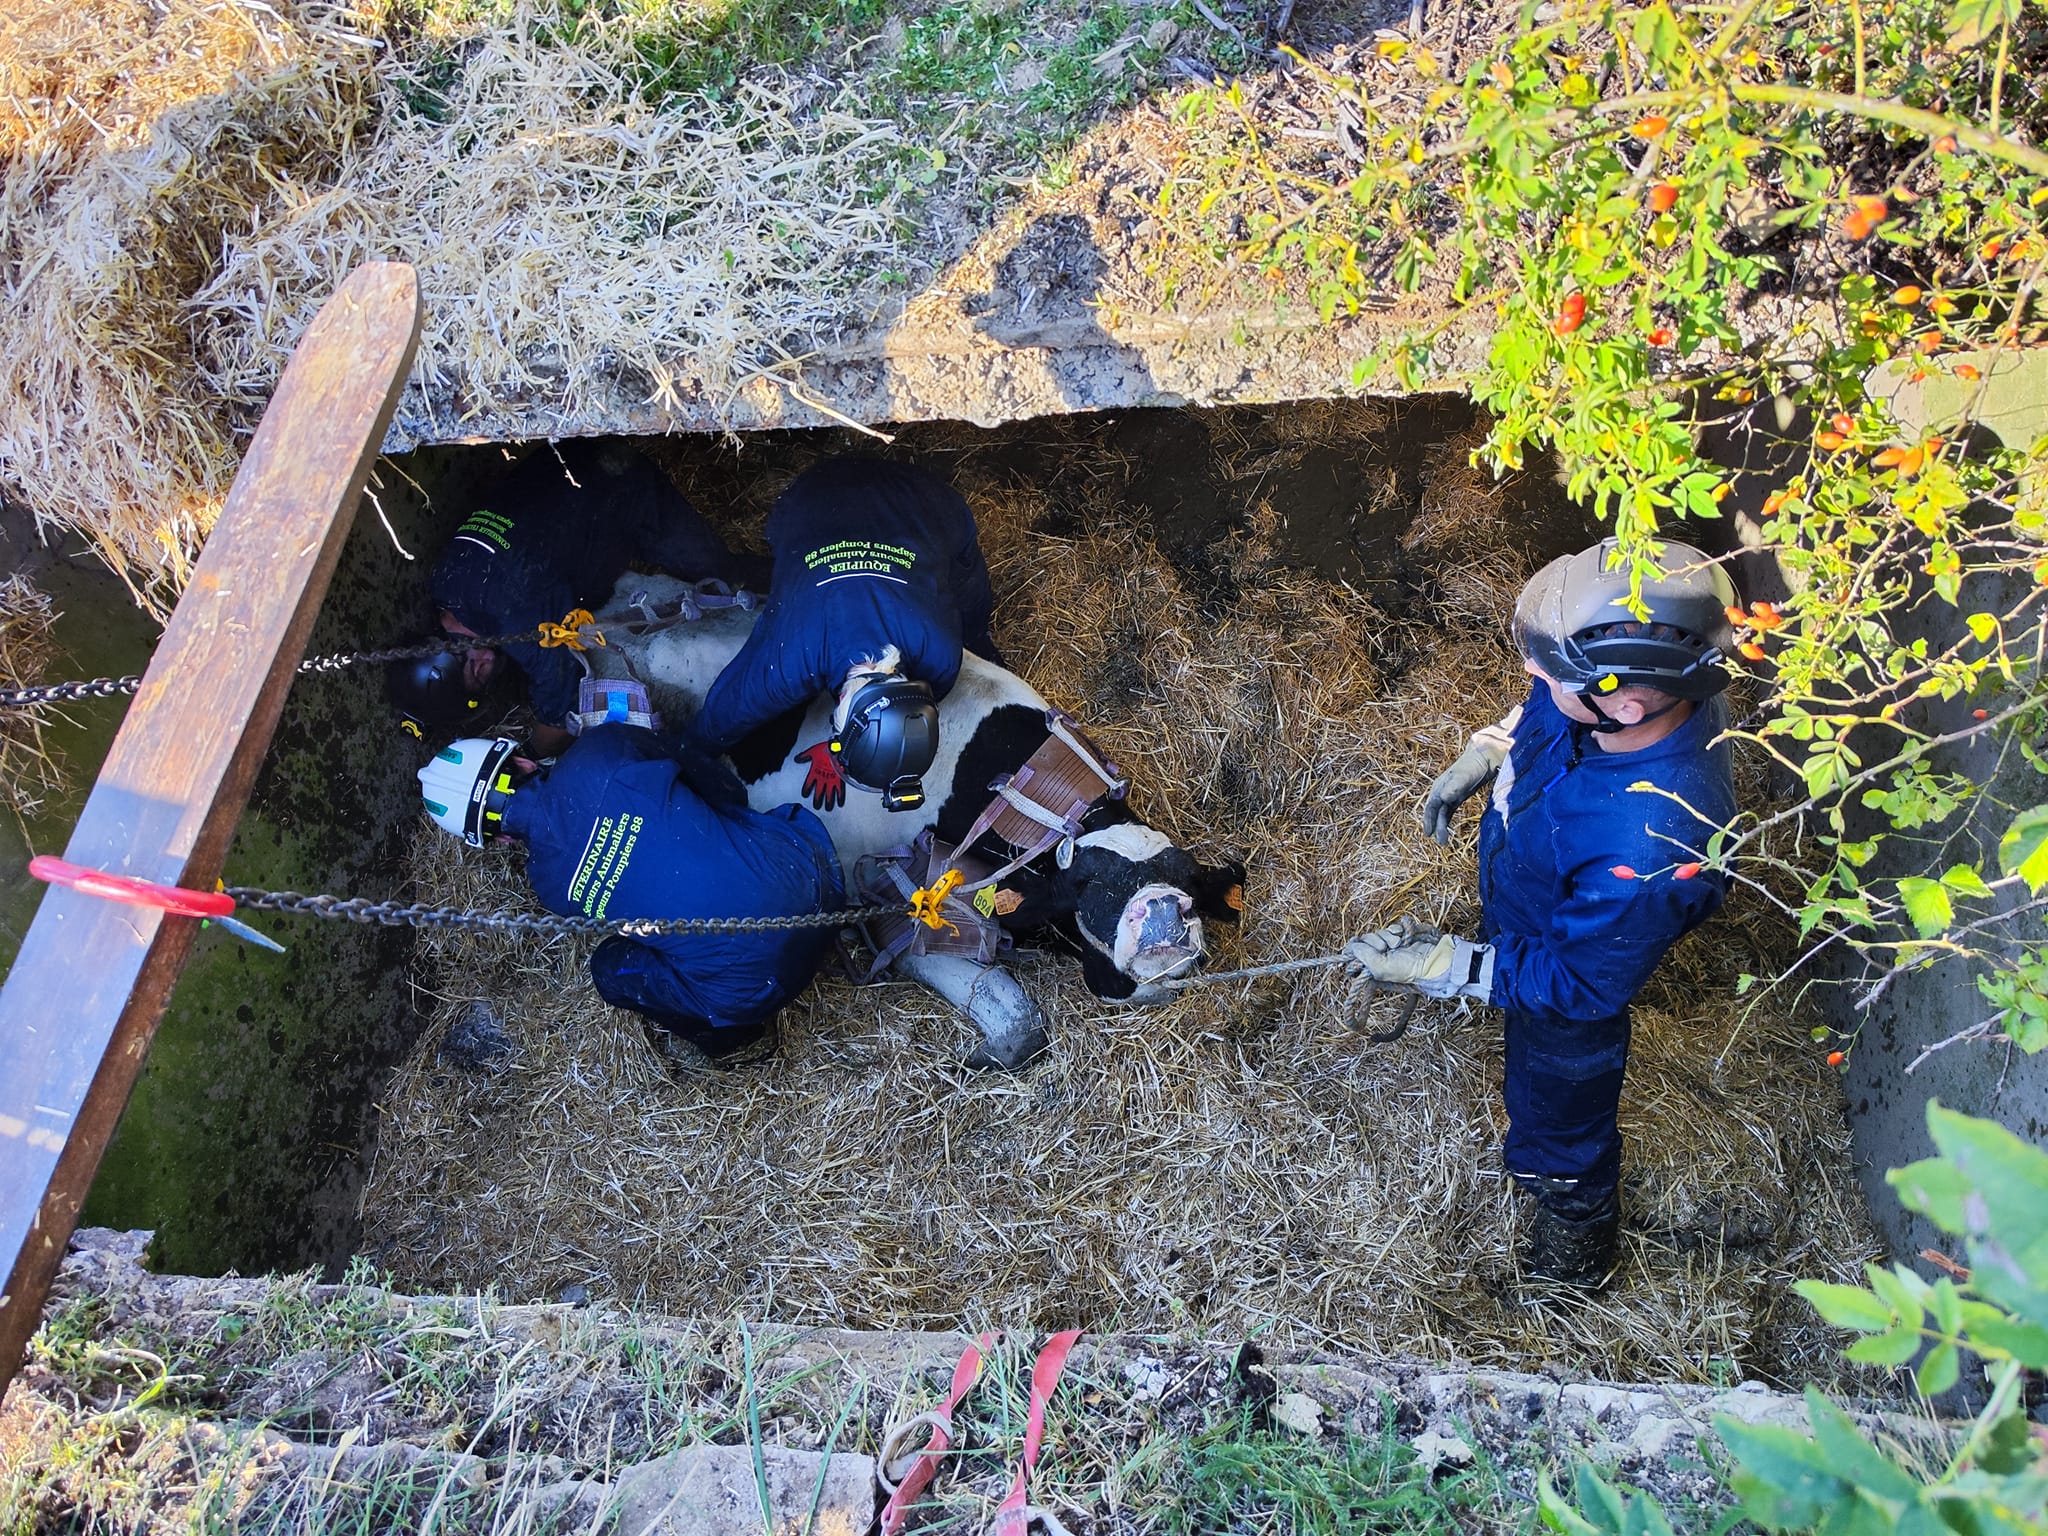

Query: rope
[1162,951,1353,988]
[223,887,895,937]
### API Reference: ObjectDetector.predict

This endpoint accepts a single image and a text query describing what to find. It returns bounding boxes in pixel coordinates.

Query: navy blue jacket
[690,458,996,755]
[502,725,843,1030]
[433,442,759,728]
[1479,683,1736,1021]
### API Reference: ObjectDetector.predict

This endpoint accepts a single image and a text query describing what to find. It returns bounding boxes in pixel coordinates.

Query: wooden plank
[0,264,421,1388]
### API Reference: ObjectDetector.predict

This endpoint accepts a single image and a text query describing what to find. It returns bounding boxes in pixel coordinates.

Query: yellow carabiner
[537,608,605,650]
[908,868,965,933]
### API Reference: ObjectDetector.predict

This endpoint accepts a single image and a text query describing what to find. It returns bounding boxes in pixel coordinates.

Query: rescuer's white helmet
[418,736,520,846]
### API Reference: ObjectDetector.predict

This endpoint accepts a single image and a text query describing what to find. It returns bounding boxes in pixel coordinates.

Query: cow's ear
[988,866,1077,928]
[1191,860,1248,924]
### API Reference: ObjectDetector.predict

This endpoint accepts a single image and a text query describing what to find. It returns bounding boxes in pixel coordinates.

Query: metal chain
[224,887,898,936]
[0,631,546,709]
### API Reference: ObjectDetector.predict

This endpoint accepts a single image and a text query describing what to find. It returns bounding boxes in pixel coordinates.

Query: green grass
[1145,1407,1528,1536]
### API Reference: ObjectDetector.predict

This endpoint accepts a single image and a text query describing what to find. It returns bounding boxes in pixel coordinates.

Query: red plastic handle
[28,856,236,919]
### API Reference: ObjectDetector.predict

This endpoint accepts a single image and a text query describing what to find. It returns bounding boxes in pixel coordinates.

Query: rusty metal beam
[0,264,422,1390]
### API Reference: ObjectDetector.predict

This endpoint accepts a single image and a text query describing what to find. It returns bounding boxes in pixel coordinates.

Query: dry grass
[0,0,376,610]
[0,574,64,824]
[360,419,1880,1389]
[193,17,915,452]
[0,0,917,606]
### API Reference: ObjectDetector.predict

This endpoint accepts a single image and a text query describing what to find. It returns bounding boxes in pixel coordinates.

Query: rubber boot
[641,1012,776,1074]
[1522,1199,1621,1289]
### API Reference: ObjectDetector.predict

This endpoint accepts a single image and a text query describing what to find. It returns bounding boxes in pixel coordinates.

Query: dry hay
[2,0,917,604]
[0,0,376,610]
[192,18,915,441]
[0,575,63,823]
[359,430,1881,1389]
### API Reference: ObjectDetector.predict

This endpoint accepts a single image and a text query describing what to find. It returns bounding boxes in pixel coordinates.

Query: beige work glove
[1342,926,1494,1001]
[1421,720,1516,845]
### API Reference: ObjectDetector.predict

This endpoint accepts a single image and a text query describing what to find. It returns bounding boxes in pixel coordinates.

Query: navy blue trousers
[1501,1005,1631,1218]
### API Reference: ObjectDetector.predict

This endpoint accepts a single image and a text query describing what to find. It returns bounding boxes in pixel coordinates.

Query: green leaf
[1979,1399,2035,1474]
[1621,1493,1677,1536]
[1940,864,1995,899]
[1924,1105,2048,1263]
[1971,1316,2048,1369]
[1915,1340,1959,1396]
[1539,1472,1606,1536]
[1997,805,2048,893]
[1866,1264,1926,1326]
[1930,1278,1963,1338]
[1947,0,2022,48]
[1966,611,1999,643]
[1803,1387,1922,1501]
[1574,1464,1628,1533]
[1845,1325,1923,1367]
[1896,876,1954,938]
[1717,1417,1849,1529]
[1795,1279,1895,1332]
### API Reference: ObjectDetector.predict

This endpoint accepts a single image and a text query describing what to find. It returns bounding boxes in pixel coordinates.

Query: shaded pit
[358,401,1880,1388]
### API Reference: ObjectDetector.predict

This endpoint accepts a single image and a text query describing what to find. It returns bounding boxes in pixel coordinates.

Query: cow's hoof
[963,1024,1050,1072]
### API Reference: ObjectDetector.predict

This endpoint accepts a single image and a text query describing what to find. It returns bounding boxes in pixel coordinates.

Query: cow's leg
[891,952,1048,1070]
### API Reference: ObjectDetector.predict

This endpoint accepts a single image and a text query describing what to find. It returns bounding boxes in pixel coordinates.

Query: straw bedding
[360,413,1881,1389]
[1,0,915,608]
[0,0,376,609]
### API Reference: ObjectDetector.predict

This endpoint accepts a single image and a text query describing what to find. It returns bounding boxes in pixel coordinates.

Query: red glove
[794,741,846,812]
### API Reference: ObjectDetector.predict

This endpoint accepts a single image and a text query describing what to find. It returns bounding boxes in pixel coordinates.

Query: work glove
[1421,722,1515,845]
[1342,928,1494,1002]
[794,742,847,812]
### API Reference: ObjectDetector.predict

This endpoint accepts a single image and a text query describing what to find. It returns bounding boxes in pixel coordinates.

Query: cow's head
[996,820,1246,1003]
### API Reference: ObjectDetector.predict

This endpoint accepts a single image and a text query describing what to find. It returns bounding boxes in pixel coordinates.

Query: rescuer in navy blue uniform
[1345,539,1740,1287]
[389,441,767,752]
[415,726,843,1064]
[688,457,997,811]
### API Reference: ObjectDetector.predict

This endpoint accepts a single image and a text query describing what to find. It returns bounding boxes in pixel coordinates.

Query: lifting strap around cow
[851,830,1011,978]
[951,707,1128,884]
[564,582,761,737]
[876,708,1129,968]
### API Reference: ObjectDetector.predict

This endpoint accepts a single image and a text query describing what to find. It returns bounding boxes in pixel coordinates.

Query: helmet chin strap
[1578,688,1681,736]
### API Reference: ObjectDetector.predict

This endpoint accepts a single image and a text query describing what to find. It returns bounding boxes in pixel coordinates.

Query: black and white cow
[598,576,1244,1065]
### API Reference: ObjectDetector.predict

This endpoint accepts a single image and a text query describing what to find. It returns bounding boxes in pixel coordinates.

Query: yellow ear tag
[1597,674,1621,693]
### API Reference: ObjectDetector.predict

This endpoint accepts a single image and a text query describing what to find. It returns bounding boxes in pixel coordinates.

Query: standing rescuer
[389,441,766,753]
[416,725,844,1065]
[1346,538,1740,1288]
[688,456,1000,813]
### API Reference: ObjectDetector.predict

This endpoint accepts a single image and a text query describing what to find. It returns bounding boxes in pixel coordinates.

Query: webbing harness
[852,832,1012,979]
[877,1330,1084,1536]
[565,583,763,738]
[940,708,1128,896]
[890,707,1127,946]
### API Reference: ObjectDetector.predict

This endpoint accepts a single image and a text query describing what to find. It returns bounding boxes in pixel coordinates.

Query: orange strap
[878,1331,999,1536]
[990,1330,1084,1536]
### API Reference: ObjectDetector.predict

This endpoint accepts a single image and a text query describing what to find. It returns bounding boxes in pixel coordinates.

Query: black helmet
[1513,539,1738,702]
[832,673,938,812]
[388,647,484,737]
